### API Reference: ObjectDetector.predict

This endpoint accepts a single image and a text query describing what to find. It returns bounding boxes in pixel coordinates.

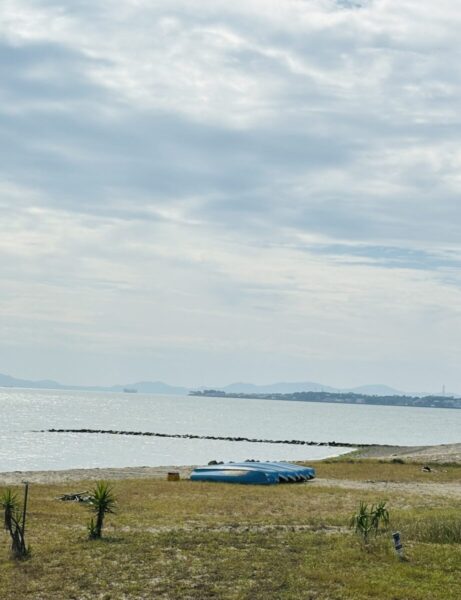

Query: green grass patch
[394,509,461,544]
[1,462,461,599]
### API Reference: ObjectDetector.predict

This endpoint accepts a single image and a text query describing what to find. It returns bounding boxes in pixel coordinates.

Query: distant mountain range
[0,373,66,390]
[0,372,189,395]
[0,371,409,396]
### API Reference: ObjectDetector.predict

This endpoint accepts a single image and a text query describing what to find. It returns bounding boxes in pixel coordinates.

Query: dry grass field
[1,459,461,599]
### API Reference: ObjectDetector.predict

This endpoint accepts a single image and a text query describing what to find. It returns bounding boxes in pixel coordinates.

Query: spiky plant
[350,500,389,544]
[1,488,28,558]
[87,482,116,539]
[372,500,390,531]
[2,489,18,532]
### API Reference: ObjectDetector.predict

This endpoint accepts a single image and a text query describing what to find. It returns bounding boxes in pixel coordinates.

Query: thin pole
[21,481,29,550]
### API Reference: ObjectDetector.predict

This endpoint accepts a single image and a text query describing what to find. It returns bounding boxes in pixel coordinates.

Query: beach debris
[167,472,180,481]
[421,465,432,472]
[57,492,91,503]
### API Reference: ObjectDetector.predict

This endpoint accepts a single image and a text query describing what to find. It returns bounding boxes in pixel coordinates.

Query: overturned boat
[190,461,315,485]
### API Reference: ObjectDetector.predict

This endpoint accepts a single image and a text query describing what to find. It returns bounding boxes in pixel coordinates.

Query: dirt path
[1,469,460,498]
[313,478,461,498]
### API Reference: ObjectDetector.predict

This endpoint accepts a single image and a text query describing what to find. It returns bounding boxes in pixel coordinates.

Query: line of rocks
[42,428,371,448]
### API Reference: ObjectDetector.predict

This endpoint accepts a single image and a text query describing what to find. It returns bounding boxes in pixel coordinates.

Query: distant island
[1,371,458,407]
[189,389,461,410]
[0,372,411,396]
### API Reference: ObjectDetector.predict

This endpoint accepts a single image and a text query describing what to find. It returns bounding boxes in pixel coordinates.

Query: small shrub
[1,488,29,559]
[2,488,17,531]
[87,482,117,540]
[350,500,389,544]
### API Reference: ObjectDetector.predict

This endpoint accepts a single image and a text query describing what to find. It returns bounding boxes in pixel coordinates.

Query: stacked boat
[190,461,315,485]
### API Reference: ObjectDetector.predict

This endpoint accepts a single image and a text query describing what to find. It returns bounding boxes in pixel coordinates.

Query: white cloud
[1,0,461,389]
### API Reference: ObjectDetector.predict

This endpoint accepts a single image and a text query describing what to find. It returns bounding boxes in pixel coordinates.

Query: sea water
[1,388,460,471]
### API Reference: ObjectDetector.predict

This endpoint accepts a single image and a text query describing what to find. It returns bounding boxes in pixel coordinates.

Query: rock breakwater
[43,428,371,448]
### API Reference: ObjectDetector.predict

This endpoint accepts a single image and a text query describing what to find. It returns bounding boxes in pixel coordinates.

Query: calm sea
[1,388,460,472]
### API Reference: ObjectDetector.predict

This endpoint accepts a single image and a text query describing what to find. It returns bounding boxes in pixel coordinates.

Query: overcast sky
[1,0,461,392]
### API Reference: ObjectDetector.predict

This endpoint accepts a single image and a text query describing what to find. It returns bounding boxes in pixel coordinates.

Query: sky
[1,0,461,392]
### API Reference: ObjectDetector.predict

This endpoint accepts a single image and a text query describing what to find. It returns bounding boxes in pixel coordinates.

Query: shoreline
[1,442,461,485]
[0,465,195,486]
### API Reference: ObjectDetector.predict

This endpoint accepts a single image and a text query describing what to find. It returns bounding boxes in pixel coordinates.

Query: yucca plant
[350,500,389,544]
[372,501,390,530]
[2,489,17,532]
[1,488,28,558]
[87,482,116,539]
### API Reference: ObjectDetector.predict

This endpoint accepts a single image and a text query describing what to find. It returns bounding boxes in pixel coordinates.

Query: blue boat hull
[190,461,316,485]
[233,462,315,482]
[191,467,278,485]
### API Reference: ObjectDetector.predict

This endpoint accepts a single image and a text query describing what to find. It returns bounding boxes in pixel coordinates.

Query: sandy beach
[0,464,195,486]
[1,442,460,486]
[353,442,461,462]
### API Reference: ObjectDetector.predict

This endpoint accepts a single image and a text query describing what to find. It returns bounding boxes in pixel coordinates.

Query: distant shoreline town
[189,389,461,410]
[1,371,460,410]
